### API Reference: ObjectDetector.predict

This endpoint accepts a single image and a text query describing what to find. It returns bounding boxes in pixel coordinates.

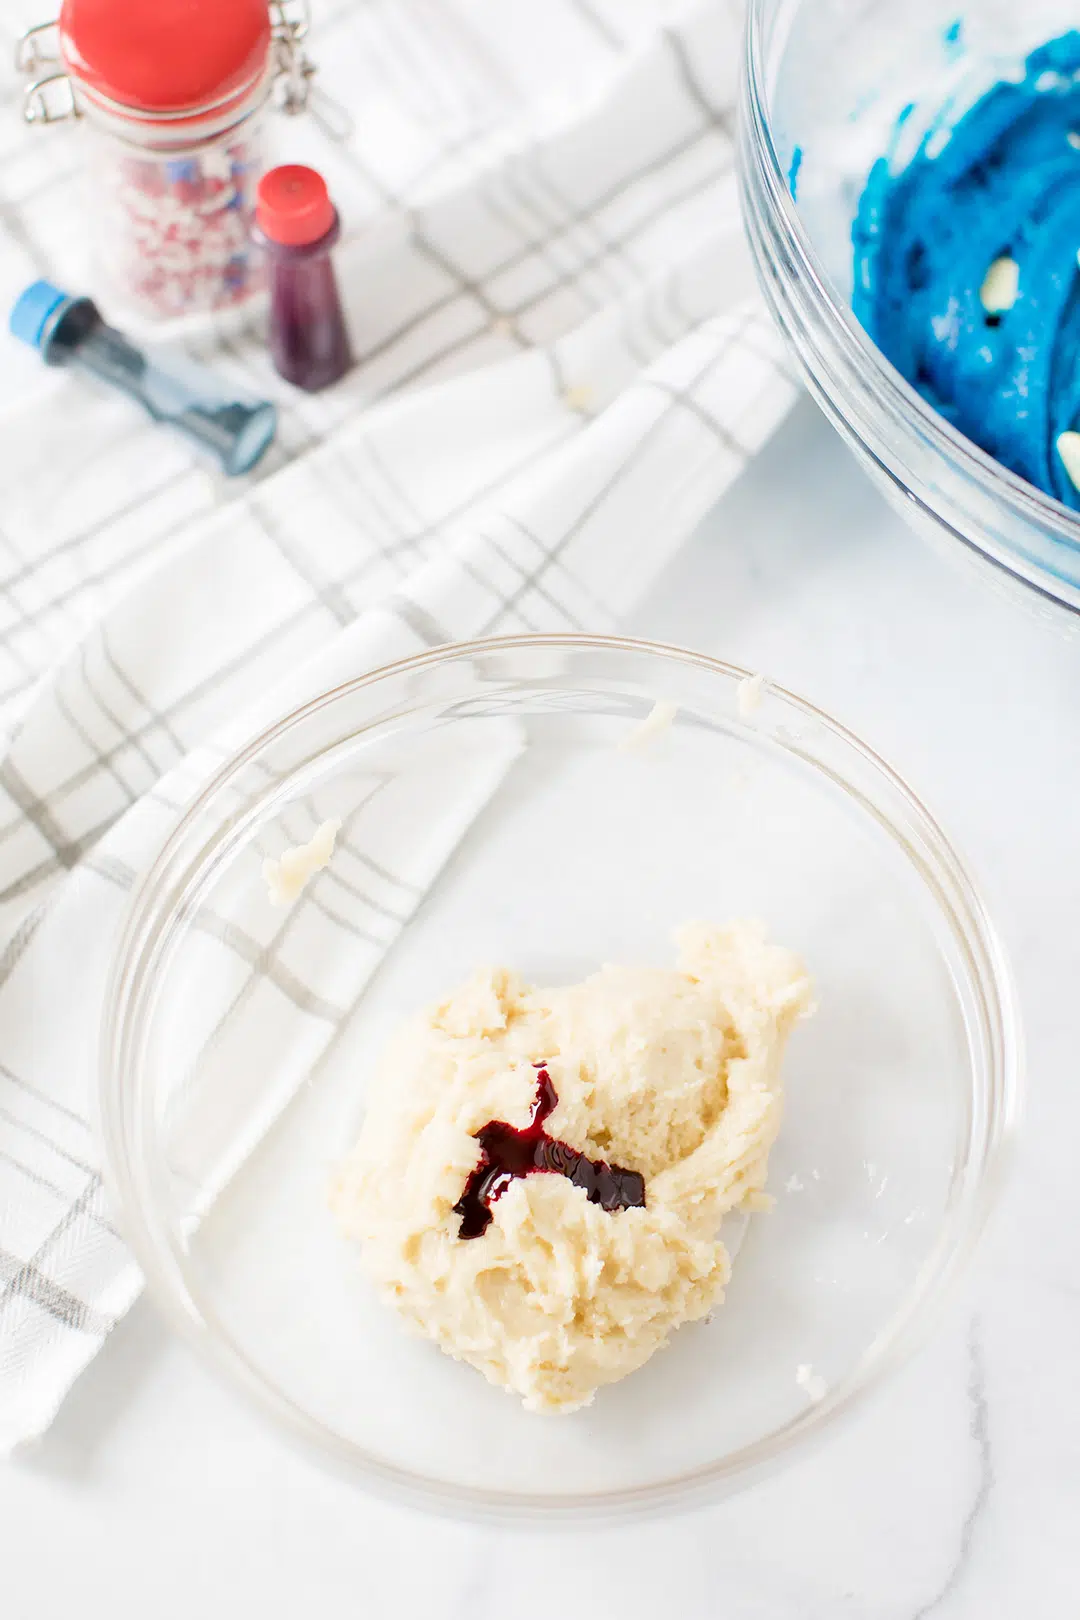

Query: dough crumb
[737,672,765,718]
[979,255,1019,314]
[796,1363,827,1402]
[330,922,813,1413]
[562,382,594,414]
[262,818,341,907]
[618,699,677,751]
[785,1173,804,1193]
[1057,430,1080,492]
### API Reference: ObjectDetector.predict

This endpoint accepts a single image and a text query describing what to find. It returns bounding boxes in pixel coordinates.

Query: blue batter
[853,31,1080,510]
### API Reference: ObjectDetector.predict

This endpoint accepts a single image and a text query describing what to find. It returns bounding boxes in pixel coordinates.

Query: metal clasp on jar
[270,0,314,114]
[15,19,79,124]
[269,0,353,139]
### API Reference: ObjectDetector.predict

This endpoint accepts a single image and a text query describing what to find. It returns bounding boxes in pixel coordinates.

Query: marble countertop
[4,398,1077,1618]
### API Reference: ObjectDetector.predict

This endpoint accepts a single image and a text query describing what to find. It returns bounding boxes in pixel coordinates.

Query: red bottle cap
[58,0,271,114]
[256,166,337,246]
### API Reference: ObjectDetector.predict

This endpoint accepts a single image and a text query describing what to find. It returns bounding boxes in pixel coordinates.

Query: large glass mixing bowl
[99,636,1019,1520]
[740,0,1080,616]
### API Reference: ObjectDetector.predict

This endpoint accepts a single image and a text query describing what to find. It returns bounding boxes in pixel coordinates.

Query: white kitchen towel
[0,0,797,1451]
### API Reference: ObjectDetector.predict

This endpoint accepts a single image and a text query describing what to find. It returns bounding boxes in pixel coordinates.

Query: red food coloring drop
[453,1066,646,1239]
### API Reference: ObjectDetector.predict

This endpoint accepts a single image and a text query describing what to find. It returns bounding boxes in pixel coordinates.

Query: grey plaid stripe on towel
[0,0,796,1450]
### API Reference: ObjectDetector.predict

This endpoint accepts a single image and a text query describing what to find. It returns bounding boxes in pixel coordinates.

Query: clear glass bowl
[740,0,1080,616]
[99,636,1020,1520]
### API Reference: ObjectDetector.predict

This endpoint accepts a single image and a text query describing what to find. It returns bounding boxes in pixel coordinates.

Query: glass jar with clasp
[16,0,320,322]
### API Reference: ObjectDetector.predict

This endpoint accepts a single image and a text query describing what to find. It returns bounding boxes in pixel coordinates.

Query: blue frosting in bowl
[853,31,1080,509]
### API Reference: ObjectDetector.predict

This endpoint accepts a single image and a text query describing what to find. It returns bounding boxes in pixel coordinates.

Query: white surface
[5,398,1079,1614]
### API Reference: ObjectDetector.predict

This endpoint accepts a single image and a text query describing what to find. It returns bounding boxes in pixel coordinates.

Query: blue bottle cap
[9,279,72,351]
[226,401,277,476]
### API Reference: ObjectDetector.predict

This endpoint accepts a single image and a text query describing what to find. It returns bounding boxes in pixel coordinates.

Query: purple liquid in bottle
[255,165,352,392]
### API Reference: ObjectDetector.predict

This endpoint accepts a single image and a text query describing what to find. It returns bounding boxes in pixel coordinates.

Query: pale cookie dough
[262,818,340,907]
[329,922,813,1413]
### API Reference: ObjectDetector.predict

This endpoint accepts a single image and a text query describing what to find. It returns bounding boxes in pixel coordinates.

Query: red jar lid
[257,165,337,246]
[58,0,272,114]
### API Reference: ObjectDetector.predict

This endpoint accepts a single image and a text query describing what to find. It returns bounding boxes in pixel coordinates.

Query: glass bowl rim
[97,631,1023,1522]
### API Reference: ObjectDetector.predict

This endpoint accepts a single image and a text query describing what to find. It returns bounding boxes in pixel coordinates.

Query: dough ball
[329,921,813,1413]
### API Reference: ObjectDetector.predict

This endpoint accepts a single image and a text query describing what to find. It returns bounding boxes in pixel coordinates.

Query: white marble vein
[913,1321,993,1619]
